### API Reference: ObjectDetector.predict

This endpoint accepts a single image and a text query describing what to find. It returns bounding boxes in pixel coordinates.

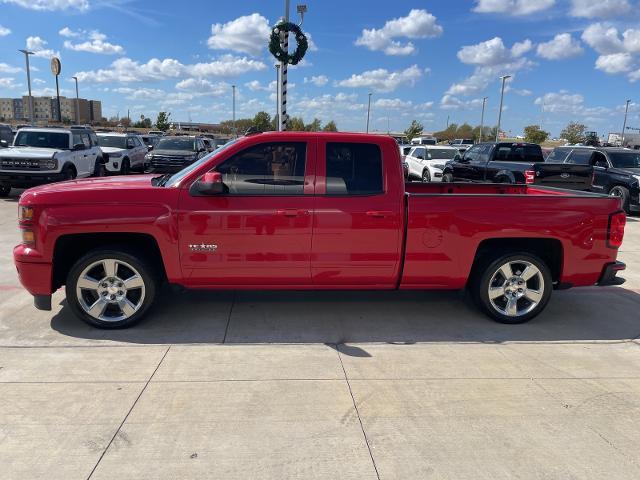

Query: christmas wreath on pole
[269,21,308,65]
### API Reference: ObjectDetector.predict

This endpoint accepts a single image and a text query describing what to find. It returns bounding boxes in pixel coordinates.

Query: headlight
[19,205,34,221]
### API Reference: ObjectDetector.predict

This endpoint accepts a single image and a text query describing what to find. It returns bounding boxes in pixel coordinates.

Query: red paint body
[14,132,624,298]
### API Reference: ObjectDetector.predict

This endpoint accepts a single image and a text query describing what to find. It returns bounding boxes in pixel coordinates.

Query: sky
[0,0,639,136]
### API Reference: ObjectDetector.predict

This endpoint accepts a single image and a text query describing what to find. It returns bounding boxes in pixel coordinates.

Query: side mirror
[194,171,224,195]
[0,140,8,148]
[73,143,85,151]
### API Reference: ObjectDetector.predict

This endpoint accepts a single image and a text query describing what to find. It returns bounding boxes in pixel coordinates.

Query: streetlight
[480,96,488,143]
[19,49,34,125]
[366,93,372,133]
[71,76,80,124]
[232,85,236,138]
[496,75,511,142]
[621,99,631,147]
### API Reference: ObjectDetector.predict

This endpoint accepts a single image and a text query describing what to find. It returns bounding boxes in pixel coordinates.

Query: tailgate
[534,163,592,191]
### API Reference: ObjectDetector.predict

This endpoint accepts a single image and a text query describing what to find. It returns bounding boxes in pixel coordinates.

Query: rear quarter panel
[401,192,622,289]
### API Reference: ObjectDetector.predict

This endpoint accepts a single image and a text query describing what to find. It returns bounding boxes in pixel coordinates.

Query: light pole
[71,76,80,124]
[366,93,372,133]
[480,96,488,142]
[19,49,34,124]
[496,75,511,142]
[621,99,631,147]
[232,85,236,138]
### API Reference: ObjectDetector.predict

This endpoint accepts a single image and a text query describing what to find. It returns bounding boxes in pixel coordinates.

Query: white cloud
[0,63,21,73]
[473,0,555,15]
[304,75,328,87]
[1,0,88,10]
[73,55,266,84]
[62,30,124,55]
[336,65,424,92]
[536,33,584,60]
[595,52,634,73]
[569,0,631,18]
[26,36,59,58]
[0,25,11,36]
[355,9,443,56]
[581,23,625,54]
[207,13,270,56]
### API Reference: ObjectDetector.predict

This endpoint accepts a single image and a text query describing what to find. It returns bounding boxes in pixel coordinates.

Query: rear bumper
[597,261,626,286]
[0,171,65,188]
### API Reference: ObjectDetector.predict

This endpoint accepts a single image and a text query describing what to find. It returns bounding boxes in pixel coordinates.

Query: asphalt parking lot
[1,189,640,480]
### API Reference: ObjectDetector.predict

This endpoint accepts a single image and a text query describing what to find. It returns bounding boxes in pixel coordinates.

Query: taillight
[608,211,626,248]
[524,170,535,184]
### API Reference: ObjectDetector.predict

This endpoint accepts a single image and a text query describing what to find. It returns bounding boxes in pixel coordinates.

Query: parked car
[0,126,104,197]
[405,145,460,182]
[0,123,13,147]
[449,139,474,153]
[96,133,147,175]
[442,142,544,184]
[145,136,208,173]
[534,146,640,213]
[14,132,626,329]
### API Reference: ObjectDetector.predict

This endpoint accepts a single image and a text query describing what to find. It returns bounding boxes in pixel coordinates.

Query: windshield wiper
[151,173,172,187]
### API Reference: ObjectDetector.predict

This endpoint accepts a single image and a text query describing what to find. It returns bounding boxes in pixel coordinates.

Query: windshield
[162,139,239,187]
[609,152,640,169]
[97,136,126,149]
[427,148,458,160]
[14,131,69,149]
[156,137,196,151]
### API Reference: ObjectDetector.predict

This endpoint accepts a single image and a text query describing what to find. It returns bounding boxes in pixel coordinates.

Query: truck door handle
[366,210,394,218]
[277,209,309,217]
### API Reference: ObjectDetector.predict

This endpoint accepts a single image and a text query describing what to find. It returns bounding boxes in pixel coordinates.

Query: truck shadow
[50,286,640,346]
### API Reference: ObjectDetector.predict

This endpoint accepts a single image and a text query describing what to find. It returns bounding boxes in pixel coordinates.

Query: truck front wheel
[66,249,157,328]
[473,253,552,324]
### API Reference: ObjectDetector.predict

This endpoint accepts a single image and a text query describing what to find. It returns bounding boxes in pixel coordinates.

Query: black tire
[422,169,431,183]
[120,158,130,175]
[61,165,76,181]
[93,157,105,177]
[0,184,10,197]
[442,172,454,183]
[65,249,157,328]
[609,186,630,213]
[472,252,552,324]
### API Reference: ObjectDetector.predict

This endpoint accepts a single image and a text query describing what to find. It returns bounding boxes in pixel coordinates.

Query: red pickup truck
[14,132,627,328]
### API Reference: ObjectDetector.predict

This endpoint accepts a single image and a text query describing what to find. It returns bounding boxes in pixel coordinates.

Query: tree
[305,118,322,131]
[404,120,424,141]
[523,125,549,144]
[252,111,272,132]
[323,120,338,132]
[560,122,586,144]
[155,112,171,132]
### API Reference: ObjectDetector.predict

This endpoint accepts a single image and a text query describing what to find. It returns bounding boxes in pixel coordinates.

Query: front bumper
[597,261,626,286]
[0,171,65,188]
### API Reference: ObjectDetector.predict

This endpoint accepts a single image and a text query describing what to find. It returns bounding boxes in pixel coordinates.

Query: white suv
[96,132,147,174]
[0,126,104,196]
[405,145,460,182]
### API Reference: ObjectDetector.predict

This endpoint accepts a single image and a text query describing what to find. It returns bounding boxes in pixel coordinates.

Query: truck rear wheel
[473,253,552,324]
[65,249,157,328]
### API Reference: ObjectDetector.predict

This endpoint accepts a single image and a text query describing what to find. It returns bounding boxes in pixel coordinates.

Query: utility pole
[496,75,511,142]
[480,96,488,142]
[366,93,372,133]
[621,99,631,147]
[19,49,34,124]
[71,76,80,124]
[232,85,236,138]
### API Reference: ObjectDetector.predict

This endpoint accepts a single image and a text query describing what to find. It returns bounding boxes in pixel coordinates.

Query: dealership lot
[1,189,640,479]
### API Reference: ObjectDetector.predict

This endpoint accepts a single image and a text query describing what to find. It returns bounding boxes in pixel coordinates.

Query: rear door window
[326,142,383,195]
[216,142,306,195]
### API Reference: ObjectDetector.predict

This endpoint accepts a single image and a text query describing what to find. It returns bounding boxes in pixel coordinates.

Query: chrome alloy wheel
[75,258,146,322]
[487,260,544,318]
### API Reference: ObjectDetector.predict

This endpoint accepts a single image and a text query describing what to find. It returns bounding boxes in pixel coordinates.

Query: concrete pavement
[1,190,640,479]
